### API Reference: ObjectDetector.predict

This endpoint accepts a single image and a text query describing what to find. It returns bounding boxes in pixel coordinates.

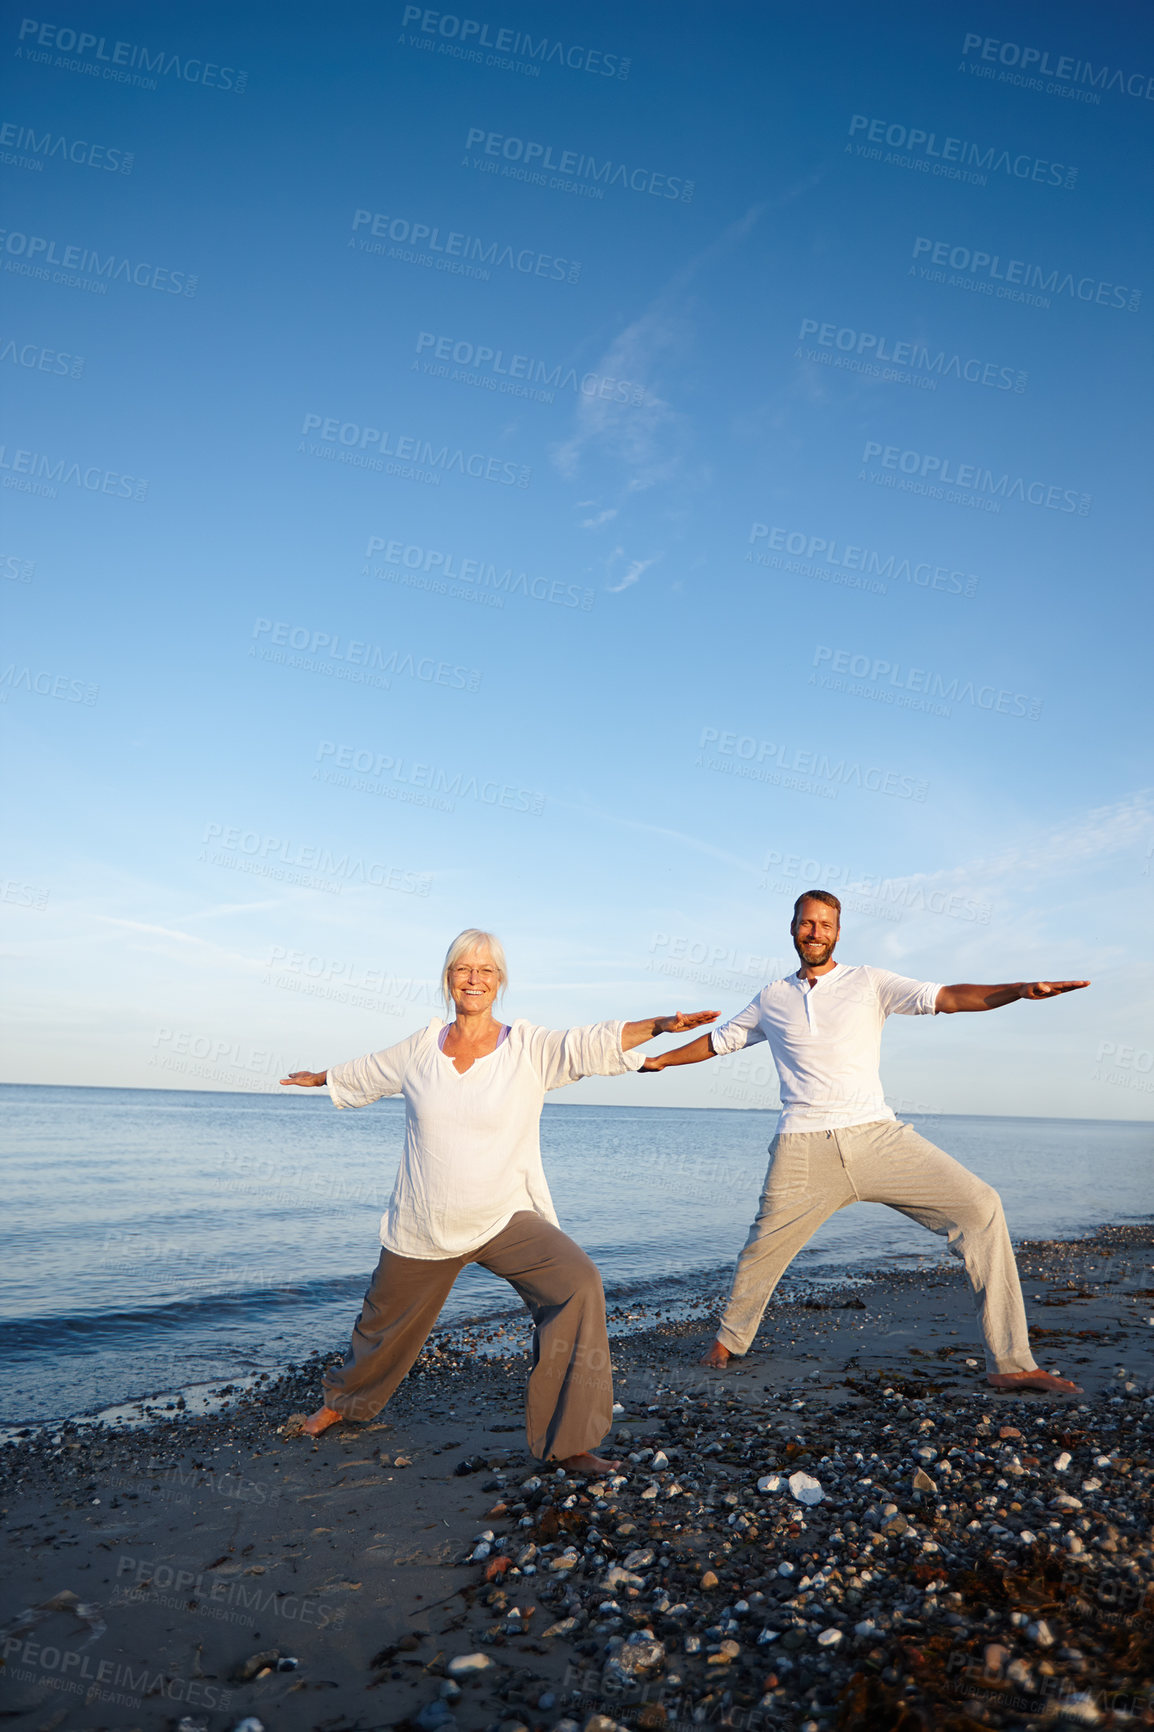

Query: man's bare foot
[555,1451,622,1475]
[987,1370,1083,1394]
[700,1339,731,1369]
[302,1404,343,1436]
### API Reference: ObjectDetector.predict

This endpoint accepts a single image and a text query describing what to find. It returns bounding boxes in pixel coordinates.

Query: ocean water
[2,1084,1151,1424]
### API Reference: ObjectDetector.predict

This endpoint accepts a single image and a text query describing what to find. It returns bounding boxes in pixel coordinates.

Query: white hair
[441,928,508,1014]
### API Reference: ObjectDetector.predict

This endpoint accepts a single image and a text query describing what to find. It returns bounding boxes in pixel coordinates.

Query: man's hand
[280,1070,328,1087]
[1019,980,1090,1000]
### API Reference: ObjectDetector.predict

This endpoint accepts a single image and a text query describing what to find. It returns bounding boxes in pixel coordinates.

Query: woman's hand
[655,1011,719,1036]
[280,1070,328,1088]
[620,1011,718,1051]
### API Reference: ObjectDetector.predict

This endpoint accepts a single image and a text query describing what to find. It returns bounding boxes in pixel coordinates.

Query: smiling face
[448,947,501,1018]
[790,897,841,972]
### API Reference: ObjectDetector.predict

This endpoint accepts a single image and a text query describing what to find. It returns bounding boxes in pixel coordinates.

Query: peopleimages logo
[314,741,546,817]
[960,32,1154,101]
[910,237,1141,312]
[251,618,482,691]
[15,18,247,91]
[811,646,1042,720]
[761,851,990,925]
[0,663,98,703]
[400,7,630,78]
[365,537,594,612]
[797,318,1025,392]
[847,113,1077,189]
[199,823,429,894]
[696,727,929,802]
[1,336,85,376]
[299,413,530,488]
[860,440,1091,515]
[747,524,979,598]
[463,126,693,200]
[0,118,133,172]
[0,227,197,294]
[414,331,645,405]
[0,441,147,500]
[351,208,581,284]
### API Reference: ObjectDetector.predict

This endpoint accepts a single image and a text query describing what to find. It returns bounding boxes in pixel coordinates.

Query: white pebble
[446,1653,492,1677]
[788,1471,824,1506]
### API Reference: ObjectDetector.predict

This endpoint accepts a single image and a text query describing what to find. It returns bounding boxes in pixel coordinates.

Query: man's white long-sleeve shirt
[709,964,942,1133]
[327,1018,644,1258]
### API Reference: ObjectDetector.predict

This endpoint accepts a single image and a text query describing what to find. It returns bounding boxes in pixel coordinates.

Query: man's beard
[794,937,836,968]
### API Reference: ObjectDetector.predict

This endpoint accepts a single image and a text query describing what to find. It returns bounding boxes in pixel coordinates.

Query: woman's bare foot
[555,1451,622,1475]
[987,1369,1083,1394]
[700,1339,731,1369]
[302,1404,343,1436]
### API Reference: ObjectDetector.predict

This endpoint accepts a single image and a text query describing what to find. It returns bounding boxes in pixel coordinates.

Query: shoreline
[1,1221,1151,1731]
[4,1217,1151,1437]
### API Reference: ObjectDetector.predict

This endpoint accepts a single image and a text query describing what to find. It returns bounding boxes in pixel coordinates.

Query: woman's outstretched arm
[620,1010,718,1050]
[281,1027,427,1106]
[529,1012,718,1092]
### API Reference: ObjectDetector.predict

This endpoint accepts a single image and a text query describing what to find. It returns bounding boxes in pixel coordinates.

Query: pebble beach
[2,1222,1152,1731]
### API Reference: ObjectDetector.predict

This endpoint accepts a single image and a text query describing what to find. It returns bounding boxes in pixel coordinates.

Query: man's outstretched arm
[936,979,1089,1013]
[638,1031,720,1071]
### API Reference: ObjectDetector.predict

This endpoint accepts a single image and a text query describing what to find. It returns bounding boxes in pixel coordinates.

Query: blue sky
[2,0,1152,1119]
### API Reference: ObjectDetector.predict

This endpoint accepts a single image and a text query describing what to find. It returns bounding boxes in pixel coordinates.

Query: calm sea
[2,1084,1151,1424]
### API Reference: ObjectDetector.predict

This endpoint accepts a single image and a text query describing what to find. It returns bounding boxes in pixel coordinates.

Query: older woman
[281,928,715,1471]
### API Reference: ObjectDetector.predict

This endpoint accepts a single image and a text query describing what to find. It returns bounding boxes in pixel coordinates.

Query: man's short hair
[792,889,841,924]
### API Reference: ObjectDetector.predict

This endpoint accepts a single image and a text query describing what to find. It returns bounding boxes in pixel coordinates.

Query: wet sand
[2,1221,1152,1731]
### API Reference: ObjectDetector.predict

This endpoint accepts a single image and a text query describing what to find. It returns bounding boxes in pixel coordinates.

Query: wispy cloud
[966,792,1153,884]
[605,550,659,593]
[834,793,1153,924]
[551,202,769,490]
[98,917,209,945]
[94,915,266,974]
[548,797,757,874]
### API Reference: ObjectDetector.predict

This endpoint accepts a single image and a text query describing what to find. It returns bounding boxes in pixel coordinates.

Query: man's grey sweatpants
[717,1118,1039,1374]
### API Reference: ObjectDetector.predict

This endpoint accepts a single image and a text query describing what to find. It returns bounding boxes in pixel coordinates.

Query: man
[642,890,1088,1394]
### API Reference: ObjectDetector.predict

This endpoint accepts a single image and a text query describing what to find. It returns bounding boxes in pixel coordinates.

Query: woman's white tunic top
[327,1018,644,1259]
